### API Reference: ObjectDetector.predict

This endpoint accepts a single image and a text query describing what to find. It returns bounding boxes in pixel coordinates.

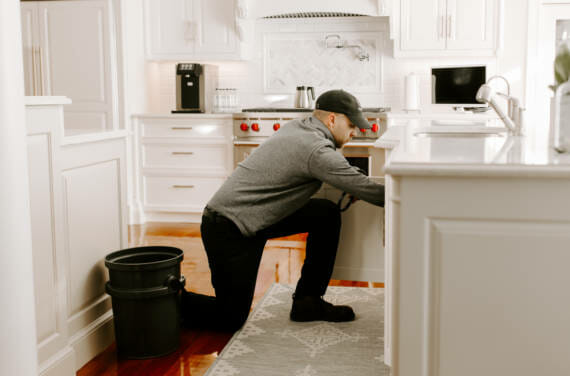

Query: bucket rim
[105,246,183,271]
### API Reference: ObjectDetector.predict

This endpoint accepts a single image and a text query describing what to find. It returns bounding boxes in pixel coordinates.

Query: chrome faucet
[476,75,525,136]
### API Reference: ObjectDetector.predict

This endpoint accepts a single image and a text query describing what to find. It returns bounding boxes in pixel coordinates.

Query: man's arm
[308,144,385,207]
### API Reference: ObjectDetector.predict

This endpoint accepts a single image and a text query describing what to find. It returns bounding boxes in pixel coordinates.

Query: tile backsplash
[264,32,384,93]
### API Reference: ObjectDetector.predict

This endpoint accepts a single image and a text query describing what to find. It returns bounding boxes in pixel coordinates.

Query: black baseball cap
[315,90,371,129]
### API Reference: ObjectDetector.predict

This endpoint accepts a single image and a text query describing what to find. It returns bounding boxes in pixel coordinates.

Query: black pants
[183,198,341,331]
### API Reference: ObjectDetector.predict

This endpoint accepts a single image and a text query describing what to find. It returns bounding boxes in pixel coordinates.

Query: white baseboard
[144,211,202,223]
[69,310,115,371]
[39,346,75,376]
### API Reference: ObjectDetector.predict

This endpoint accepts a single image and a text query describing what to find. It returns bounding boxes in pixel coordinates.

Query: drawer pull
[172,185,195,189]
[171,151,194,155]
[171,127,193,130]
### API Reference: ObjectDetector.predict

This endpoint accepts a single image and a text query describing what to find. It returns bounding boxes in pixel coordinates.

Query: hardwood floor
[77,223,383,376]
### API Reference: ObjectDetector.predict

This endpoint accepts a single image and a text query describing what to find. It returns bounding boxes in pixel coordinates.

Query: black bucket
[105,246,185,359]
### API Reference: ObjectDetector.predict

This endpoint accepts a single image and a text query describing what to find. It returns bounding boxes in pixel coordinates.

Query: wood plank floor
[78,223,383,376]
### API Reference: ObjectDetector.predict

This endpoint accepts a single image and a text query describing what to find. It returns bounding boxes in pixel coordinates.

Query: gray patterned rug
[205,283,390,376]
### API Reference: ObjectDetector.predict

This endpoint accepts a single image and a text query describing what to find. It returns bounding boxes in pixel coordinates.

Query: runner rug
[205,283,390,376]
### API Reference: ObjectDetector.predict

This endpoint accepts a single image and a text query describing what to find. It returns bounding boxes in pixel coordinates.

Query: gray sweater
[207,115,385,236]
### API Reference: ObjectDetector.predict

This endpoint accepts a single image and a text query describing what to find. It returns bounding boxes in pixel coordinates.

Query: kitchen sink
[412,125,507,138]
[414,131,506,138]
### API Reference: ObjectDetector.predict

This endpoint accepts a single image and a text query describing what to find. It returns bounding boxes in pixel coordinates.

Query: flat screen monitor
[431,66,486,105]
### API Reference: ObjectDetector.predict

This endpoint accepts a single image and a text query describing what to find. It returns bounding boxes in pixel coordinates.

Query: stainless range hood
[239,0,386,19]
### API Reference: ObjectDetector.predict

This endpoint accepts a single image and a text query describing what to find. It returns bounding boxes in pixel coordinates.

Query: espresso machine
[173,63,218,113]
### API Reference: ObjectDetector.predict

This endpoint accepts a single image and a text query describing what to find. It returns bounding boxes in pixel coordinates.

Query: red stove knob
[371,123,379,132]
[360,128,367,133]
[240,123,249,131]
[273,123,281,131]
[251,123,260,132]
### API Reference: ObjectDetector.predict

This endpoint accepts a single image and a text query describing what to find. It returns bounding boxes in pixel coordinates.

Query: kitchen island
[376,121,570,376]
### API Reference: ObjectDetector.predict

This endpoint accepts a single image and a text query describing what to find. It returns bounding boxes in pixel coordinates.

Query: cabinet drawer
[142,143,228,171]
[141,119,230,139]
[143,176,225,208]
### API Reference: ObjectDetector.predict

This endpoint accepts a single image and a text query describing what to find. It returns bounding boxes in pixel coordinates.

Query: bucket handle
[165,275,186,291]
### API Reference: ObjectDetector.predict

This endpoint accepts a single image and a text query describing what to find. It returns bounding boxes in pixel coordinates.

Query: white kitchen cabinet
[60,133,128,370]
[25,97,128,375]
[388,176,570,376]
[396,0,501,57]
[131,115,233,223]
[378,125,570,375]
[143,0,242,61]
[21,0,120,134]
[399,0,445,51]
[446,0,496,50]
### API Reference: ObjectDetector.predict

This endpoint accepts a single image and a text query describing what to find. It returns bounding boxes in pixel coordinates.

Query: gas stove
[233,107,390,142]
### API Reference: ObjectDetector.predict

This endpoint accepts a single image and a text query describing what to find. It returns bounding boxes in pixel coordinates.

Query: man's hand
[338,193,360,212]
[348,195,359,204]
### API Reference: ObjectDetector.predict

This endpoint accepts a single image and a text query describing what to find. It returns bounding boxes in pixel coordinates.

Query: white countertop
[375,119,570,177]
[133,113,233,119]
[24,96,71,105]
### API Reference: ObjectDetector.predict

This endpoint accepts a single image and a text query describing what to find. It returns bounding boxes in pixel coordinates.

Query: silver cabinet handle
[172,185,195,189]
[448,15,452,39]
[171,126,193,130]
[440,15,444,39]
[171,151,194,155]
[31,47,37,96]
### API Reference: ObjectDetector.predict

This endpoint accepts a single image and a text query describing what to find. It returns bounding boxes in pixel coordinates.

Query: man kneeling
[181,90,385,331]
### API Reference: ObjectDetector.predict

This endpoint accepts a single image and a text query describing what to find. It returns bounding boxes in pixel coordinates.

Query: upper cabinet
[144,0,246,61]
[21,0,120,133]
[394,0,502,57]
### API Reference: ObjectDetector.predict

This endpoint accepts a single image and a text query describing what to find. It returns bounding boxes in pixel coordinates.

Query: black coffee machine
[173,63,217,113]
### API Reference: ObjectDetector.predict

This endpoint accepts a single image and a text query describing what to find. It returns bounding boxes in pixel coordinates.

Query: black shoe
[290,295,355,322]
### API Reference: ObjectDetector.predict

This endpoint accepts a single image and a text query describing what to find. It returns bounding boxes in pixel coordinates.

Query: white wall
[121,1,529,115]
[497,0,529,106]
[0,0,39,374]
[120,0,148,116]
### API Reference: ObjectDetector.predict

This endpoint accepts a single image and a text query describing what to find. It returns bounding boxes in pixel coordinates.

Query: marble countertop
[133,113,233,119]
[374,118,570,177]
[386,110,499,120]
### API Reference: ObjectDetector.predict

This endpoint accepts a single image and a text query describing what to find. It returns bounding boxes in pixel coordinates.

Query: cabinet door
[36,0,118,132]
[192,0,237,55]
[446,0,496,50]
[144,0,238,60]
[318,181,385,283]
[144,0,194,58]
[400,0,446,51]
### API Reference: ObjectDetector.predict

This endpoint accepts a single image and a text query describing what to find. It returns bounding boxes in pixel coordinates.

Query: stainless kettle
[294,86,315,109]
